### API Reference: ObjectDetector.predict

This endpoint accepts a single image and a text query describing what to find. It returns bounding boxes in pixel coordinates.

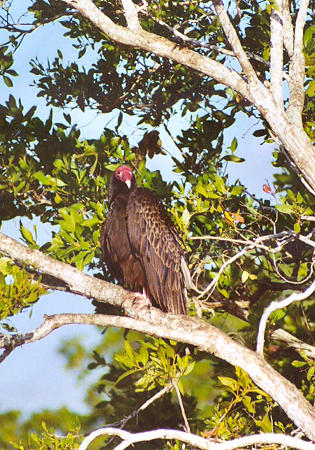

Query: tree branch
[61,0,251,101]
[282,0,294,57]
[1,304,315,439]
[174,381,190,433]
[78,427,315,450]
[121,0,140,30]
[287,0,309,126]
[256,278,315,356]
[270,0,284,108]
[211,0,259,86]
[272,328,315,360]
[60,0,315,194]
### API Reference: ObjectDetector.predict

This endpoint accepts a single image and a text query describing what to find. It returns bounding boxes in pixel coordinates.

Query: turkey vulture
[100,165,190,314]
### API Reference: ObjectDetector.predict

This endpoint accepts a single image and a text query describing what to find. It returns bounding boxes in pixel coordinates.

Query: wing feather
[101,191,145,292]
[127,188,187,314]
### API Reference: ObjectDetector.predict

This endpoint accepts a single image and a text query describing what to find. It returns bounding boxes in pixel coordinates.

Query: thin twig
[196,231,296,298]
[174,381,190,433]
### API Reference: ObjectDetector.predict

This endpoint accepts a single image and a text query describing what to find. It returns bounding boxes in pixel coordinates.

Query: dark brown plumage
[100,165,190,315]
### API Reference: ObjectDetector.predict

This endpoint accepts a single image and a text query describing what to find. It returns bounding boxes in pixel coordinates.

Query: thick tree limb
[62,0,251,101]
[78,427,315,450]
[1,299,315,440]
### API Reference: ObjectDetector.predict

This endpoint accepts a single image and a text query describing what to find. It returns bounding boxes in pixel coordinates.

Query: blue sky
[0,1,276,418]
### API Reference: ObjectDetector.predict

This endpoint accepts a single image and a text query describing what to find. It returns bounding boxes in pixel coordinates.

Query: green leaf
[230,137,238,152]
[20,224,36,245]
[275,204,294,214]
[183,361,195,376]
[304,25,315,47]
[292,360,306,367]
[242,395,255,413]
[116,369,138,385]
[3,75,13,87]
[34,171,53,186]
[218,376,237,391]
[306,79,315,97]
[222,155,245,163]
[294,221,301,234]
[182,209,190,226]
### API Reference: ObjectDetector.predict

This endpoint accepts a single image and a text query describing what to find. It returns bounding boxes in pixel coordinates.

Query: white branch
[270,0,284,108]
[197,231,297,298]
[211,0,259,86]
[283,0,294,56]
[174,381,190,433]
[60,0,315,194]
[256,278,315,356]
[61,0,251,101]
[78,427,315,450]
[121,0,140,30]
[272,329,315,360]
[286,0,309,126]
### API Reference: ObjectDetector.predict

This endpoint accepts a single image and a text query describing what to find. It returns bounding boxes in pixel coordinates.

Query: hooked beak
[125,179,131,189]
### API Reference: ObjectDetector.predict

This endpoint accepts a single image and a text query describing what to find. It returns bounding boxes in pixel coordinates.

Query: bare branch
[0,231,126,310]
[78,427,315,450]
[287,0,309,126]
[211,0,259,86]
[145,11,289,81]
[196,231,298,298]
[121,0,140,30]
[174,382,190,433]
[256,278,315,356]
[272,329,315,360]
[270,0,284,108]
[282,0,294,56]
[59,0,315,194]
[61,0,251,101]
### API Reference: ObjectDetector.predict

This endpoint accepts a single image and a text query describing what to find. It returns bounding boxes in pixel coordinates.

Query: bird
[100,165,190,315]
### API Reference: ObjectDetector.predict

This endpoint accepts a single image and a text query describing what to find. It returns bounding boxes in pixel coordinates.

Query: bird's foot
[123,289,151,319]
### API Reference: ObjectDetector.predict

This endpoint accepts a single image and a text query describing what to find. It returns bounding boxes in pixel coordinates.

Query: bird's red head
[115,165,133,189]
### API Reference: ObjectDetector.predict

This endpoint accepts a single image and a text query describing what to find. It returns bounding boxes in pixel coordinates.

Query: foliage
[0,257,47,324]
[0,0,314,448]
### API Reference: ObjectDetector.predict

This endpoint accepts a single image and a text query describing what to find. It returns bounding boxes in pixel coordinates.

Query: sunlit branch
[78,427,315,450]
[256,278,315,356]
[287,0,309,126]
[121,0,140,30]
[270,0,284,108]
[145,10,289,80]
[282,0,294,56]
[2,308,315,439]
[272,328,315,360]
[211,0,259,86]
